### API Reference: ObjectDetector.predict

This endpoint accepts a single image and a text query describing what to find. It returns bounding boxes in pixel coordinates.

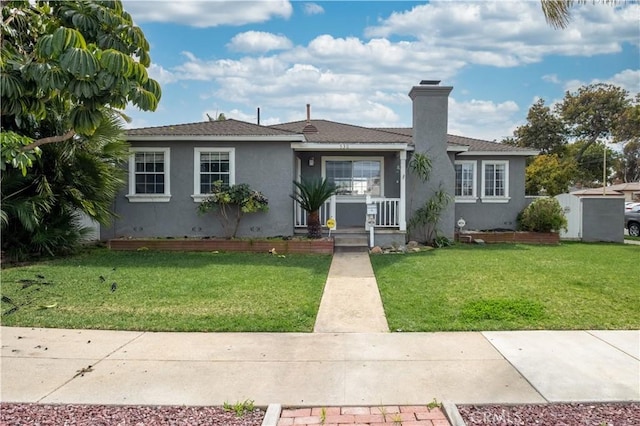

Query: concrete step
[334,235,368,247]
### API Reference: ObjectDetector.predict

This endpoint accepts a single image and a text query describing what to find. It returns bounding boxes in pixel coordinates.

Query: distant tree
[525,154,576,196]
[614,140,640,183]
[557,84,632,163]
[506,99,566,155]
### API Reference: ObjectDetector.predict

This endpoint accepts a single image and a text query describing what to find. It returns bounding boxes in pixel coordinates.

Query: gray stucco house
[102,81,537,246]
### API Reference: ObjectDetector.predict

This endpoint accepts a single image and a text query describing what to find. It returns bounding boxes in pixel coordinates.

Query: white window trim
[454,160,477,203]
[191,147,236,202]
[481,160,510,203]
[321,156,385,200]
[126,147,171,203]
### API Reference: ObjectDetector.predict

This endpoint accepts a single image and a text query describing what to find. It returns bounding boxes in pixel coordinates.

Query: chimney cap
[420,80,441,85]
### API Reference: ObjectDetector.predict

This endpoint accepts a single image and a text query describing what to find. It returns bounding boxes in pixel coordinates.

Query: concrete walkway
[314,251,389,333]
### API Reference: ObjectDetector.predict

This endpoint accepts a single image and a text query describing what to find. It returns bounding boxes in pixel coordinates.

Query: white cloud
[563,69,640,95]
[542,74,561,84]
[449,98,520,141]
[124,0,293,27]
[303,3,324,16]
[227,31,293,53]
[147,63,177,85]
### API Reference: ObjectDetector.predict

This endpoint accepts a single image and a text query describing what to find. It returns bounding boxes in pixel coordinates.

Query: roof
[270,120,411,144]
[605,182,640,192]
[571,188,624,196]
[125,118,536,155]
[126,119,297,137]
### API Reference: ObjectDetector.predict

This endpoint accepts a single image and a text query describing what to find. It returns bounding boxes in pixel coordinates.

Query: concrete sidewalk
[1,327,638,407]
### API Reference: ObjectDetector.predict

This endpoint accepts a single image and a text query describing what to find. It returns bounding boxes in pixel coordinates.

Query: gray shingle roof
[270,120,412,143]
[126,118,297,137]
[125,118,535,154]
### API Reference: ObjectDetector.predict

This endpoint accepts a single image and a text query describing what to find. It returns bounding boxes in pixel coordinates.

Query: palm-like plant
[291,178,337,239]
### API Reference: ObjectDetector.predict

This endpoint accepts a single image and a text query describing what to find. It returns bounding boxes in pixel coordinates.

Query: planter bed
[108,237,334,254]
[456,231,560,244]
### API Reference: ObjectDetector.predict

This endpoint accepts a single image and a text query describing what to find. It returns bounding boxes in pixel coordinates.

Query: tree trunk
[307,210,322,239]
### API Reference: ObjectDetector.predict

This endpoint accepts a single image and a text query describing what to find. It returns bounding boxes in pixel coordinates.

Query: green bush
[518,197,567,233]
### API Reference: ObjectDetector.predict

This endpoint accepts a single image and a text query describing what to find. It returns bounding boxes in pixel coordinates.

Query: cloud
[563,69,640,95]
[448,98,521,141]
[542,74,561,84]
[364,1,639,66]
[302,3,324,16]
[147,63,178,85]
[123,0,293,27]
[227,31,293,53]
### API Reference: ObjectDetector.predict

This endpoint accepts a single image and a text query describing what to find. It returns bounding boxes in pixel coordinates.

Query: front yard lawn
[1,249,331,332]
[371,243,640,331]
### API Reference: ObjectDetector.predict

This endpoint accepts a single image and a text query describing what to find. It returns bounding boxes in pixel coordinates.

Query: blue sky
[122,0,639,142]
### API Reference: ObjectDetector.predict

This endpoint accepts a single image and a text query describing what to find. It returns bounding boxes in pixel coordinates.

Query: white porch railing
[294,196,401,228]
[294,196,335,228]
[368,197,401,227]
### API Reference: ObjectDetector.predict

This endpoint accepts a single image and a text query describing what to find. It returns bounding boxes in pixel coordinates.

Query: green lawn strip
[371,243,640,331]
[1,249,331,332]
[625,236,640,242]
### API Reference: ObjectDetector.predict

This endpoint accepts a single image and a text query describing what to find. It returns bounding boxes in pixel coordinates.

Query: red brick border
[108,238,334,254]
[279,406,450,425]
[456,231,560,244]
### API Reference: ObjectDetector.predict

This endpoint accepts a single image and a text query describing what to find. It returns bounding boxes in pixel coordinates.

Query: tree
[557,83,632,163]
[525,154,576,196]
[2,110,129,259]
[1,0,161,172]
[1,1,161,258]
[507,99,566,155]
[614,140,640,183]
[290,178,336,239]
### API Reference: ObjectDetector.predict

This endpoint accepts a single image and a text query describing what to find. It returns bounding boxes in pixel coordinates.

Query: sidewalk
[1,327,638,407]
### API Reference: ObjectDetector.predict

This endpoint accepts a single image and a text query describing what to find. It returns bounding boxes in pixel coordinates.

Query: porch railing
[294,196,334,228]
[368,197,401,228]
[294,196,401,228]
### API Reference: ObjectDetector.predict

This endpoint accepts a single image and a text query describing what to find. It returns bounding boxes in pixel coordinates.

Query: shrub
[518,197,567,233]
[198,181,268,238]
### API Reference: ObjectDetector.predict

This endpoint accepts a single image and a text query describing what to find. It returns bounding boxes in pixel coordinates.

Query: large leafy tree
[1,0,161,171]
[525,154,576,196]
[558,84,632,163]
[1,1,161,258]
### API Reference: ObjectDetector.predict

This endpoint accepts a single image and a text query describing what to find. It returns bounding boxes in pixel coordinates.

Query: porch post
[399,150,407,231]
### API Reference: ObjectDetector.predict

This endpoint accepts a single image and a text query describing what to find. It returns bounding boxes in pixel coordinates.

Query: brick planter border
[108,238,334,254]
[456,231,560,244]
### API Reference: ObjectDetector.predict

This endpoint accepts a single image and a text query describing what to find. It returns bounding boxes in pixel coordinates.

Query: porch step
[334,234,369,251]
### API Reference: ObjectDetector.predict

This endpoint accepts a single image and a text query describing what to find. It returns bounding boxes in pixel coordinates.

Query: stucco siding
[102,140,294,240]
[454,156,529,231]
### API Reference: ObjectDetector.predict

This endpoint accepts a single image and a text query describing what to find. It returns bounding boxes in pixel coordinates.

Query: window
[127,148,170,202]
[454,161,476,201]
[192,148,235,202]
[324,157,383,197]
[481,160,510,202]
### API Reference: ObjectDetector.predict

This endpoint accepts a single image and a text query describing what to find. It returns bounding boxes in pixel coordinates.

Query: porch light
[309,157,315,167]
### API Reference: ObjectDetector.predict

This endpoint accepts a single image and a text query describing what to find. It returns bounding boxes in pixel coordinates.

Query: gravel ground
[0,403,265,426]
[457,402,640,426]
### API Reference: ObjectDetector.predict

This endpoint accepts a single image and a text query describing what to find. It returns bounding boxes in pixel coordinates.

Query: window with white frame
[454,161,476,201]
[324,157,383,196]
[192,148,235,202]
[127,148,171,202]
[481,160,509,201]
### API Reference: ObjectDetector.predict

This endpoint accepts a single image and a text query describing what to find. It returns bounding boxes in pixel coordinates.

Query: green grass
[624,235,640,241]
[371,243,640,331]
[1,249,331,332]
